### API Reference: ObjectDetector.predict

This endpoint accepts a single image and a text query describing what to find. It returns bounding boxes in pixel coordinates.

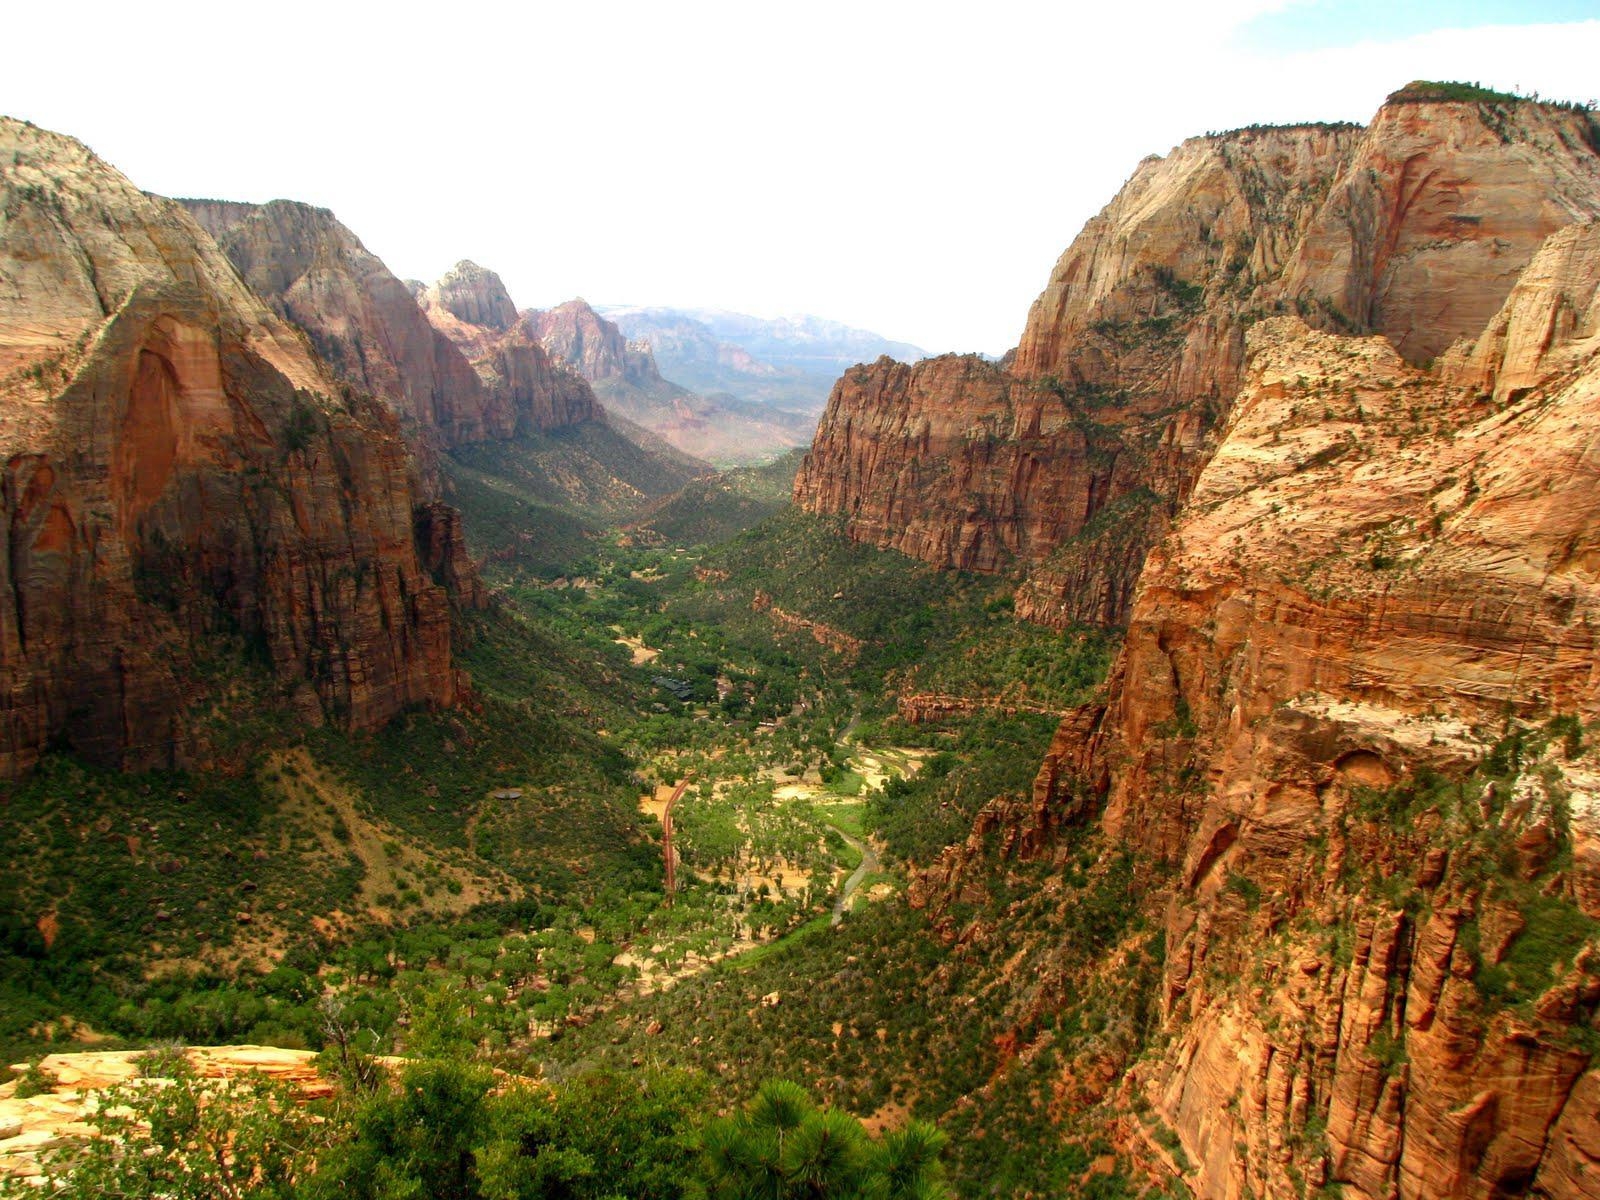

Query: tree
[478,1069,705,1200]
[693,1080,953,1200]
[302,1059,494,1200]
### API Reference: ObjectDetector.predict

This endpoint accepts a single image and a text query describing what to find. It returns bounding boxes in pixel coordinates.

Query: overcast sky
[5,1,1598,355]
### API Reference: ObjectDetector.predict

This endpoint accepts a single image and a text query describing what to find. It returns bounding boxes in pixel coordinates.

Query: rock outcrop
[528,298,661,388]
[1034,220,1600,1198]
[797,91,1600,630]
[0,118,465,777]
[426,258,517,333]
[794,354,1189,581]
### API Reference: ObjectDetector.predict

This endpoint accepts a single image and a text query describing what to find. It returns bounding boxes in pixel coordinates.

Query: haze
[4,0,1597,356]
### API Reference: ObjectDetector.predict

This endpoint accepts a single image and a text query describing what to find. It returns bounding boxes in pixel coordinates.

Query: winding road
[661,776,692,901]
[830,829,879,925]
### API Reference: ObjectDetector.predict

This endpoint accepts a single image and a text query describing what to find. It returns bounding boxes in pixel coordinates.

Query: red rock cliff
[0,118,464,777]
[415,265,606,437]
[527,298,661,387]
[1036,220,1600,1198]
[797,94,1600,629]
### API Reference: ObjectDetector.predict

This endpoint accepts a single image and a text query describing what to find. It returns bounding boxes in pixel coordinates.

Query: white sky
[4,2,1598,355]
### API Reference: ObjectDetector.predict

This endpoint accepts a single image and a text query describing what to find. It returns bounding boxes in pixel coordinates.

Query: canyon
[5,80,1600,1200]
[530,298,818,465]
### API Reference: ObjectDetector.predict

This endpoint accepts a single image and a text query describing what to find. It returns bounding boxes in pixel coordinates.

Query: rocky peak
[181,197,514,449]
[413,269,607,437]
[1278,89,1600,362]
[429,259,518,332]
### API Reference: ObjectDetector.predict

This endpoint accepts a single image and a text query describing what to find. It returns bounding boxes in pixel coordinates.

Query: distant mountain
[601,306,927,414]
[531,300,817,466]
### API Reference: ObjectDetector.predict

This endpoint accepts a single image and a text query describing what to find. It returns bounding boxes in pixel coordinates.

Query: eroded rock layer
[1,118,463,777]
[415,268,604,439]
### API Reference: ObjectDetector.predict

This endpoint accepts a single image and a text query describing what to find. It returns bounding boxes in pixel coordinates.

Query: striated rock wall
[1280,90,1600,363]
[1033,222,1600,1197]
[797,94,1600,631]
[0,118,465,777]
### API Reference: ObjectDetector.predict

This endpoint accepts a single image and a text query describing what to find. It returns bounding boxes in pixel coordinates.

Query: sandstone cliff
[0,118,465,777]
[797,92,1600,629]
[527,297,660,388]
[1031,220,1600,1198]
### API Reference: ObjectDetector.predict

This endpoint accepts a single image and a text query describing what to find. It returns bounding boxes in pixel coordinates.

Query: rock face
[0,118,465,777]
[794,355,1190,584]
[797,92,1600,629]
[1280,86,1600,363]
[182,211,600,446]
[1036,220,1600,1198]
[427,258,517,333]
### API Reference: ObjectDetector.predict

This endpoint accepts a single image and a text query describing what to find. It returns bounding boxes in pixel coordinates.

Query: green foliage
[1481,895,1599,1005]
[869,714,1060,863]
[4,1070,328,1200]
[1368,1028,1407,1078]
[12,1058,58,1098]
[132,1038,194,1079]
[693,1079,953,1200]
[636,452,803,546]
[305,1059,494,1200]
[1386,80,1526,105]
[1224,871,1262,911]
[480,1069,706,1200]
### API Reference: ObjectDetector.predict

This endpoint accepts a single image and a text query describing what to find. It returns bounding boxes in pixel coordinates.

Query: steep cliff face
[428,258,517,333]
[1035,222,1600,1197]
[0,118,463,777]
[793,354,1196,577]
[1280,86,1600,362]
[798,94,1600,629]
